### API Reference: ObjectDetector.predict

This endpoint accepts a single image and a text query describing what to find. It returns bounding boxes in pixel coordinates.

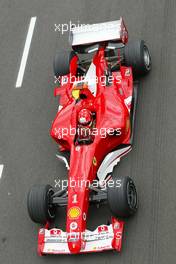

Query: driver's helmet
[78,109,92,125]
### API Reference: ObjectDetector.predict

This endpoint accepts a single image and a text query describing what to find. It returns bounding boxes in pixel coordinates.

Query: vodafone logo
[70,222,78,230]
[98,225,108,232]
[50,229,61,235]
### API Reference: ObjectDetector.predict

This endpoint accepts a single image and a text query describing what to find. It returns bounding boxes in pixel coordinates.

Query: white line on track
[15,16,37,88]
[0,165,4,179]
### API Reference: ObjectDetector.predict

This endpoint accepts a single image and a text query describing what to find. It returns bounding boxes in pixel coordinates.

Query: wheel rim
[127,181,137,210]
[143,46,151,70]
[47,188,55,219]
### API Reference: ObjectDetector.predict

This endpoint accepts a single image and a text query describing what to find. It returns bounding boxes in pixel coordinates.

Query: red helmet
[78,109,92,125]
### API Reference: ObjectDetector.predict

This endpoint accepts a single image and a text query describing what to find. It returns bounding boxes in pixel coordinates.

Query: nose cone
[68,238,82,254]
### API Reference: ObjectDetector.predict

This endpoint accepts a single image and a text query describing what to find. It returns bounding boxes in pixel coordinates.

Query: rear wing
[70,18,128,47]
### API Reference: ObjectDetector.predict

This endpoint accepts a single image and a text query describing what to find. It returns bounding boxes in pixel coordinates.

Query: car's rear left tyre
[53,50,78,77]
[27,184,56,224]
[124,40,151,76]
[107,176,138,218]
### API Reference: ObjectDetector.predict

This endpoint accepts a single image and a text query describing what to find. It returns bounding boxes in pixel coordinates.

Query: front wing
[38,217,124,255]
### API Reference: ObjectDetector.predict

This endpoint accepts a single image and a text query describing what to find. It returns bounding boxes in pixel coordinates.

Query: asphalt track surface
[0,0,176,263]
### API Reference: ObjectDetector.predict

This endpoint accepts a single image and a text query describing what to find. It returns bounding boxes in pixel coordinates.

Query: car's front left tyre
[27,184,56,224]
[107,175,138,218]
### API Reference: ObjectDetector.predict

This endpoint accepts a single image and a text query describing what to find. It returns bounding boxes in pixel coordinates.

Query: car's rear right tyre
[53,50,78,77]
[27,184,56,224]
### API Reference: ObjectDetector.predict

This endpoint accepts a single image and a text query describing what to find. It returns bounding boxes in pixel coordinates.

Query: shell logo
[68,206,81,219]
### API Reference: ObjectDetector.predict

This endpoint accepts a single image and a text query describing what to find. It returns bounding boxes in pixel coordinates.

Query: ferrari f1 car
[27,18,151,255]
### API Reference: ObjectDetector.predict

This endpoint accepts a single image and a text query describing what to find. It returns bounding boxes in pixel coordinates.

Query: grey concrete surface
[0,0,176,263]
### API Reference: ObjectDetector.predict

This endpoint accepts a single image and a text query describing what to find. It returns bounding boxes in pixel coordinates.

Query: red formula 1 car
[27,18,151,255]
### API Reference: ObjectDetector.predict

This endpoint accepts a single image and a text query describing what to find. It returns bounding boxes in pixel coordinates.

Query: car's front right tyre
[27,184,56,224]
